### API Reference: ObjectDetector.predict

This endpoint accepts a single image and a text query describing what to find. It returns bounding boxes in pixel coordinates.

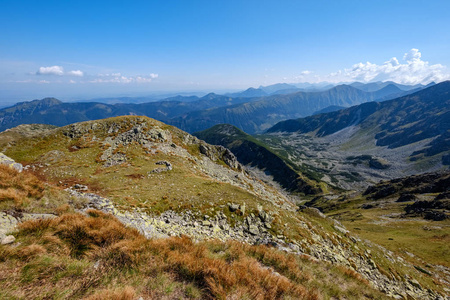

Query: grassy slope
[309,193,450,268]
[2,118,254,214]
[0,166,388,299]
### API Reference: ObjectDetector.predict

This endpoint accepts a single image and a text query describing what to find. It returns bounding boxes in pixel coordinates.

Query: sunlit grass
[0,210,388,299]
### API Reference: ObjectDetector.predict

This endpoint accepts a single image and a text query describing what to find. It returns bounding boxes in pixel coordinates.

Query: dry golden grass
[0,164,44,207]
[0,210,389,299]
[148,236,314,299]
[84,286,137,300]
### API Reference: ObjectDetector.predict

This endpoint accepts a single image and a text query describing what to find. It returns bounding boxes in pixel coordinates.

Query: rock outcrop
[0,152,23,172]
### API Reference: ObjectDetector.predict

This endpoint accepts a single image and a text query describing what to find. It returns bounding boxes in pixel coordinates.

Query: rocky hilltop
[0,116,448,299]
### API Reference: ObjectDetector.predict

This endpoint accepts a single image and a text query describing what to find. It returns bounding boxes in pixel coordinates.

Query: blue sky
[1,0,450,104]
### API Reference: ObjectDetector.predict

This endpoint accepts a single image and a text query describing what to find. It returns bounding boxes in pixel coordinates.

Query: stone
[240,203,246,215]
[368,259,377,268]
[156,160,172,170]
[259,210,267,221]
[73,184,88,191]
[302,207,327,218]
[333,224,349,235]
[288,243,300,252]
[1,235,15,245]
[408,279,422,289]
[248,225,259,235]
[228,203,239,212]
[396,193,416,202]
[0,152,23,172]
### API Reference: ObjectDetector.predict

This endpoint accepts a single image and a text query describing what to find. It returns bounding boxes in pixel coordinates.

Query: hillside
[1,116,447,298]
[263,81,450,189]
[194,124,323,195]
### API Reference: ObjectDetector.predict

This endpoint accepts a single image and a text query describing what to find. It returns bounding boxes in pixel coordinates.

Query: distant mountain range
[225,81,432,98]
[267,80,450,168]
[0,93,253,132]
[0,81,432,134]
[168,83,423,133]
[349,81,432,92]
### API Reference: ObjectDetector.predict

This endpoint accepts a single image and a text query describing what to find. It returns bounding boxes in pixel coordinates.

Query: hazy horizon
[1,1,450,105]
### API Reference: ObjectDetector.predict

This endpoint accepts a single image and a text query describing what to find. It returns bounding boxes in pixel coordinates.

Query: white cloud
[36,66,84,77]
[135,74,158,83]
[37,66,64,76]
[90,73,158,84]
[292,70,313,81]
[67,70,84,77]
[299,49,450,85]
[403,48,421,63]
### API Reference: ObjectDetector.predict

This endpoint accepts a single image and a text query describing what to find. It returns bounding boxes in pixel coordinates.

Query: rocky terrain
[0,116,449,299]
[362,171,450,221]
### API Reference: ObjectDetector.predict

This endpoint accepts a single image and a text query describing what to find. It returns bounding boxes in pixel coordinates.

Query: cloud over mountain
[328,49,450,84]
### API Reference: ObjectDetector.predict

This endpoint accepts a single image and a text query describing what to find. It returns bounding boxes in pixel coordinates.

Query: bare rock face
[0,152,23,172]
[199,143,242,171]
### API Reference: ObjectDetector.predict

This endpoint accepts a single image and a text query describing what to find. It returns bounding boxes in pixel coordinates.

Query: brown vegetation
[0,164,44,207]
[0,210,387,299]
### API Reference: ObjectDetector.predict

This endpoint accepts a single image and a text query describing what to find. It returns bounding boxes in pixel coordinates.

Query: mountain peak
[201,92,219,99]
[15,97,62,107]
[195,123,246,138]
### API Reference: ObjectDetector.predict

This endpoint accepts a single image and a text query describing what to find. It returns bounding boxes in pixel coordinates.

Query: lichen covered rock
[0,152,22,172]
